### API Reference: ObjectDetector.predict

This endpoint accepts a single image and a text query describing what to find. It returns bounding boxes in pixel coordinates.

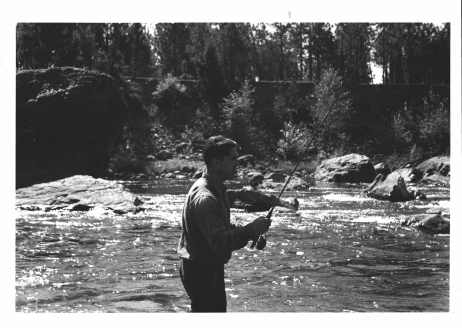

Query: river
[15,178,450,312]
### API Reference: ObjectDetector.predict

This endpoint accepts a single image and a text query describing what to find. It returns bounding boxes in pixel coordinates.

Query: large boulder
[395,167,422,183]
[156,150,173,160]
[16,175,142,213]
[238,155,256,168]
[416,156,450,185]
[365,172,414,202]
[374,163,391,176]
[264,172,286,183]
[314,154,376,183]
[401,214,450,235]
[16,67,129,189]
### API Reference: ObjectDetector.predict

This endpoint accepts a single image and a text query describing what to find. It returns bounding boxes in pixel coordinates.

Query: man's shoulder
[190,178,216,201]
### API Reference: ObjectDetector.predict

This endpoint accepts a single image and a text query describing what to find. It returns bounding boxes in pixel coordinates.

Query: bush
[310,68,353,151]
[221,80,270,157]
[390,90,450,159]
[112,157,146,174]
[146,158,205,175]
[152,74,190,130]
[276,122,310,160]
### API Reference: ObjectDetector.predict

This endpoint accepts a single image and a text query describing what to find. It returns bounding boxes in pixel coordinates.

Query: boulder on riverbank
[16,67,129,189]
[16,175,143,213]
[416,156,450,185]
[238,155,256,168]
[401,214,450,234]
[314,153,376,183]
[365,172,415,202]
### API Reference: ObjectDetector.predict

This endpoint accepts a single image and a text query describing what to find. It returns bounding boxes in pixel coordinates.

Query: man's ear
[211,157,220,167]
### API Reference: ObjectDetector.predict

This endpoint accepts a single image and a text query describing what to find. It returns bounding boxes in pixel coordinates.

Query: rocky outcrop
[374,163,391,176]
[16,175,143,213]
[238,155,256,168]
[365,172,415,202]
[416,156,450,185]
[156,150,174,160]
[395,167,421,183]
[314,154,376,183]
[401,214,450,234]
[16,67,129,189]
[265,172,286,183]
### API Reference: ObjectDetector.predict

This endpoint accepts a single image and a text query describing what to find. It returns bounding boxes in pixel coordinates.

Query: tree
[309,67,353,151]
[196,42,226,120]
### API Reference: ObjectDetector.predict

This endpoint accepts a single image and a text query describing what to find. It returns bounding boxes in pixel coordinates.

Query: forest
[16,23,451,169]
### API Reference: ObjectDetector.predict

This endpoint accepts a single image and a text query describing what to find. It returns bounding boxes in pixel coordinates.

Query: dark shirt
[178,174,255,265]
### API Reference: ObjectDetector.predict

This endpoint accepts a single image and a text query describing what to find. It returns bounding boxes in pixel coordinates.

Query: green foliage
[418,92,450,155]
[17,23,154,77]
[146,158,205,175]
[111,156,146,174]
[152,74,190,130]
[276,122,309,160]
[195,42,227,119]
[310,67,353,151]
[391,90,450,158]
[221,80,267,156]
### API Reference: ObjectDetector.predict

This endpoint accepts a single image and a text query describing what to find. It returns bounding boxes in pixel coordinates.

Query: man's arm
[194,196,270,256]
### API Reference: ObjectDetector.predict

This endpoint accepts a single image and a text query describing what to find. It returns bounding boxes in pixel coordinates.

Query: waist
[181,258,224,270]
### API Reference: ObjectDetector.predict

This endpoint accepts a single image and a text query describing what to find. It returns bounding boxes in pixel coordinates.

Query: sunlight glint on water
[16,179,449,312]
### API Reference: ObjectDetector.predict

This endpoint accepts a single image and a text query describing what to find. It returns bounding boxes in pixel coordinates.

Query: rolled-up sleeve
[194,195,254,258]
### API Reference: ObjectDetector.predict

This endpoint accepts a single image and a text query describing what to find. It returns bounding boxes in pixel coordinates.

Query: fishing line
[251,24,387,250]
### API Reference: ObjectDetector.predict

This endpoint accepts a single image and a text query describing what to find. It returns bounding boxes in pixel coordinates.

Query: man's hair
[203,136,240,167]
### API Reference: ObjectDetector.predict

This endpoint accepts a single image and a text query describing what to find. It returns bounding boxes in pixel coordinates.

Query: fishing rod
[251,24,387,250]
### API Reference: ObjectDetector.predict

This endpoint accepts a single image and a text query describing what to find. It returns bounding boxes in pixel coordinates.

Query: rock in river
[16,175,142,213]
[365,172,415,202]
[314,153,376,183]
[16,67,129,189]
[401,214,450,235]
[416,156,450,185]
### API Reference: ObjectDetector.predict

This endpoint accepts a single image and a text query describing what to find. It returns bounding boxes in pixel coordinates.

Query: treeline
[16,22,450,170]
[16,23,153,77]
[16,22,450,85]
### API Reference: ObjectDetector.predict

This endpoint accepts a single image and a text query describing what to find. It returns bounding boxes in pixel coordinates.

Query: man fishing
[178,135,272,312]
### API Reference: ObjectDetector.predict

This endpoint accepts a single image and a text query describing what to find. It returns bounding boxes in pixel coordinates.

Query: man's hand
[251,216,272,235]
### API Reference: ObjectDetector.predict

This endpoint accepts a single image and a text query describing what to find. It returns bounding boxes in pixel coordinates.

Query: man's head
[203,136,240,181]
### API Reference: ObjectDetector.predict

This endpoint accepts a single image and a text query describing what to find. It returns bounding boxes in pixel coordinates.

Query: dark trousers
[179,259,227,312]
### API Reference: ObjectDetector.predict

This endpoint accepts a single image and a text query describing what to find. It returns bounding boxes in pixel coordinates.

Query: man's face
[216,147,239,181]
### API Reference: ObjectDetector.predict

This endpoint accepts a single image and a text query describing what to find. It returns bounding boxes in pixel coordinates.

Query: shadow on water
[15,178,449,312]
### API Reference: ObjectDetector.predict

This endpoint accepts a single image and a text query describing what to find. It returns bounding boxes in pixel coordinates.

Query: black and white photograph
[1,0,461,325]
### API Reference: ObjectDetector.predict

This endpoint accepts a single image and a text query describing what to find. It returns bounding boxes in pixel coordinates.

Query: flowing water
[15,178,450,312]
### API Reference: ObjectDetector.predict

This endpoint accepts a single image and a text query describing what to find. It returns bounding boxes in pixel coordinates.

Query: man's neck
[204,167,225,185]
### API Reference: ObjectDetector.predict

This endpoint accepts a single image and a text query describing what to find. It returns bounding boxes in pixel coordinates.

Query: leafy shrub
[310,67,353,151]
[221,80,270,157]
[146,158,205,175]
[276,122,310,160]
[112,156,146,174]
[390,90,450,159]
[152,74,190,130]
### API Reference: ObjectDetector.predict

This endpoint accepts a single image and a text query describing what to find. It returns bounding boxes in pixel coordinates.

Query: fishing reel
[251,234,266,250]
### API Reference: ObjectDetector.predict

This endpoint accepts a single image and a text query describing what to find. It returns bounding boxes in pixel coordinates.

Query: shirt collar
[202,173,226,195]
